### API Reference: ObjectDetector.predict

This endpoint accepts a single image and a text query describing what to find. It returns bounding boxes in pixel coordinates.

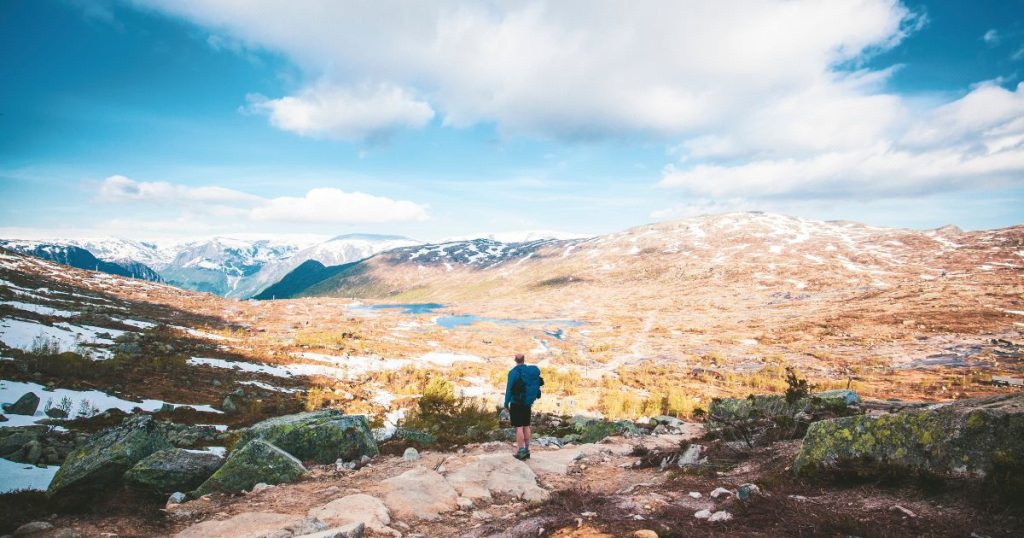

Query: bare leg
[524,426,532,449]
[515,426,525,450]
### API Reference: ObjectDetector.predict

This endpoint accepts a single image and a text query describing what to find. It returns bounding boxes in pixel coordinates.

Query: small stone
[3,392,41,416]
[221,396,237,414]
[456,497,474,510]
[634,531,658,538]
[580,511,597,517]
[709,487,733,499]
[688,491,702,499]
[403,447,420,461]
[168,491,186,505]
[251,482,274,494]
[52,529,81,538]
[694,509,712,520]
[13,521,54,535]
[360,455,371,464]
[471,510,493,521]
[737,483,760,501]
[891,504,917,518]
[708,510,733,522]
[324,486,342,495]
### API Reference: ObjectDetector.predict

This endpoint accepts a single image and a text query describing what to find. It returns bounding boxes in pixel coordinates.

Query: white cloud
[983,29,1001,45]
[250,188,428,224]
[133,0,920,139]
[661,82,1024,198]
[245,83,435,141]
[97,175,260,205]
[96,176,428,225]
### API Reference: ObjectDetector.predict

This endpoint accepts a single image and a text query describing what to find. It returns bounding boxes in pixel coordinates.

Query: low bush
[400,376,498,448]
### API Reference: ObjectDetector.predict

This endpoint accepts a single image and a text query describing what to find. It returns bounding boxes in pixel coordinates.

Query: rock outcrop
[236,411,378,464]
[445,453,549,503]
[380,467,459,521]
[124,448,224,494]
[308,494,391,533]
[48,415,172,500]
[795,394,1024,479]
[174,512,363,538]
[194,439,305,496]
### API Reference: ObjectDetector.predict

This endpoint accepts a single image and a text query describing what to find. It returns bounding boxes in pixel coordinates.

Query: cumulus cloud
[129,1,1024,201]
[96,176,428,224]
[660,82,1024,197]
[245,83,435,141]
[133,0,920,139]
[251,188,428,223]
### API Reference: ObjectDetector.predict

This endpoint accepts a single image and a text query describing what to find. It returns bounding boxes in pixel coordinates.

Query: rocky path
[160,431,698,538]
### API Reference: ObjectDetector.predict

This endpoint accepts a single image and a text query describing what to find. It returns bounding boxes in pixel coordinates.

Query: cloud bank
[96,176,428,225]
[129,0,1024,205]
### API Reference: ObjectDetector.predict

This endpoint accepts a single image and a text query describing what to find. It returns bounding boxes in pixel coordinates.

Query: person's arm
[503,368,516,408]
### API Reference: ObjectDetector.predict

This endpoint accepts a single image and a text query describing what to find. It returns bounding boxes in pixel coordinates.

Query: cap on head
[514,353,525,363]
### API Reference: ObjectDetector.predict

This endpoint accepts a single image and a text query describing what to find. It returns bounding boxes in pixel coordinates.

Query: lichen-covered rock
[3,392,40,416]
[236,410,378,464]
[572,418,640,443]
[193,439,305,496]
[124,448,224,494]
[47,414,172,500]
[393,427,436,446]
[794,394,1024,479]
[813,389,861,407]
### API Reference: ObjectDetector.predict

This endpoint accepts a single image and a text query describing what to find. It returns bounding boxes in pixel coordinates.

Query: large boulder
[795,394,1024,479]
[193,439,305,496]
[3,392,40,416]
[47,414,172,500]
[124,448,224,494]
[236,411,378,464]
[380,467,459,521]
[445,453,549,503]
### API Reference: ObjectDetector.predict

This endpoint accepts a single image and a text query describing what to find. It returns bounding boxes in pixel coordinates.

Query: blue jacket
[504,364,542,408]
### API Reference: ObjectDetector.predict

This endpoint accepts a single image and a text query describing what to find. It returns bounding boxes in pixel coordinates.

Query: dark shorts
[510,403,531,427]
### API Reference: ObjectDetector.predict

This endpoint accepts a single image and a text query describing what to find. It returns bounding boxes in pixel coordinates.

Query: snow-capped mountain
[0,241,164,282]
[158,237,315,296]
[440,230,589,243]
[229,234,422,299]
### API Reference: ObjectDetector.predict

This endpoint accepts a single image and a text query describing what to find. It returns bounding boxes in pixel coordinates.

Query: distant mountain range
[0,233,423,298]
[249,213,1024,308]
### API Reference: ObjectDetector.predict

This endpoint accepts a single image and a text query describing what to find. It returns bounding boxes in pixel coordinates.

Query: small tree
[784,367,809,404]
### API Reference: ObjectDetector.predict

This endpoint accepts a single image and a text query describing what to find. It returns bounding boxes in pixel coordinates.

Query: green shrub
[401,375,498,448]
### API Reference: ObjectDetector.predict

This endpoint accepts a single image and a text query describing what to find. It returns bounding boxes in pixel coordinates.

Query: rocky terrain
[0,212,1021,536]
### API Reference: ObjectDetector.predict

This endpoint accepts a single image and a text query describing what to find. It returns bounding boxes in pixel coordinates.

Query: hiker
[503,352,543,460]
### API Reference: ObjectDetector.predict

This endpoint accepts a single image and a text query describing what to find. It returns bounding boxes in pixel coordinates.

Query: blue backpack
[510,364,544,406]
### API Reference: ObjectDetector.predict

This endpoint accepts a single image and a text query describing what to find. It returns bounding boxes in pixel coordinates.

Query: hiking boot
[515,447,529,460]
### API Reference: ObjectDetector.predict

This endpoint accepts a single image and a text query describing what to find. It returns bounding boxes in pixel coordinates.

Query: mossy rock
[47,414,173,500]
[236,410,378,464]
[795,394,1024,479]
[394,427,437,446]
[124,448,224,494]
[193,439,305,496]
[572,419,640,444]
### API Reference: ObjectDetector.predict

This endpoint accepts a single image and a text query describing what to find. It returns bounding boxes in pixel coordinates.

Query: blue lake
[359,303,582,335]
[360,303,445,314]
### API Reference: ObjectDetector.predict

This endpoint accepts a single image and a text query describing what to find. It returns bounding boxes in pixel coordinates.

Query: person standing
[503,353,543,460]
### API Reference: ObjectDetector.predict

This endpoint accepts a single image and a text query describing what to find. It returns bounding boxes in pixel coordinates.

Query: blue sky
[1,0,1023,242]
